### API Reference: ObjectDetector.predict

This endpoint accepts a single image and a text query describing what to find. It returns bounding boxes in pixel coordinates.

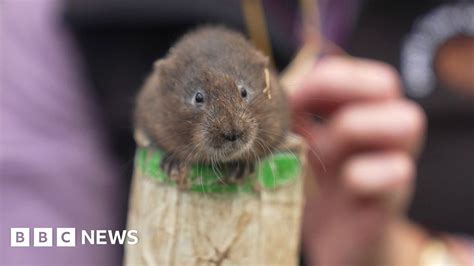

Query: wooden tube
[124,134,307,265]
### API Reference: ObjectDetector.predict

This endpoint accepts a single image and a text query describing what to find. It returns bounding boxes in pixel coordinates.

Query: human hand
[289,56,426,265]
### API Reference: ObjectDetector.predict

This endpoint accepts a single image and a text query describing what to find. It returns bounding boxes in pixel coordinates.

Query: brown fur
[135,26,289,182]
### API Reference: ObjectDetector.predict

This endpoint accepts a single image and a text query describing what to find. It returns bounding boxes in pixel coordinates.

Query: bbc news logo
[11,228,138,247]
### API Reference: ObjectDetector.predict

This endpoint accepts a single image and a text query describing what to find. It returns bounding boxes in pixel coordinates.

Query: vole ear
[261,55,270,66]
[249,38,271,67]
[153,58,176,78]
[153,59,167,74]
[254,51,270,69]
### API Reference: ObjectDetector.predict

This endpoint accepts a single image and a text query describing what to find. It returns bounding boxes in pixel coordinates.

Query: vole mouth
[206,130,256,162]
[223,138,254,161]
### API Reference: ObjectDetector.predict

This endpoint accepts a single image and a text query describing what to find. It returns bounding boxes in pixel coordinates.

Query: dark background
[63,0,474,236]
[349,0,474,236]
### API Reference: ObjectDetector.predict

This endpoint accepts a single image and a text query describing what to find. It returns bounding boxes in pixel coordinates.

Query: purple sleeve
[0,0,126,264]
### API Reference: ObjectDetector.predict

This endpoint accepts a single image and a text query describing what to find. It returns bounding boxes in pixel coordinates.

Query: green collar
[135,147,301,193]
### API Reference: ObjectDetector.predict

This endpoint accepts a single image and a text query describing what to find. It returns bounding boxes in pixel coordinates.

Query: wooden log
[124,134,307,265]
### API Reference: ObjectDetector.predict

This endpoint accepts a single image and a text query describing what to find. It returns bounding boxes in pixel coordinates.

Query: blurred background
[1,0,473,264]
[67,0,474,234]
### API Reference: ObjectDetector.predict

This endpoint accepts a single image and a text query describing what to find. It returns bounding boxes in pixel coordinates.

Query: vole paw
[160,155,189,189]
[227,162,254,183]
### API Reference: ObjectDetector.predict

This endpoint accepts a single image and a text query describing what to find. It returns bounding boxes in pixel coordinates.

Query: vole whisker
[291,124,327,173]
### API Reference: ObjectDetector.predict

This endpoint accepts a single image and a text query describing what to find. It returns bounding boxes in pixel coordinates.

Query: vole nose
[222,131,243,142]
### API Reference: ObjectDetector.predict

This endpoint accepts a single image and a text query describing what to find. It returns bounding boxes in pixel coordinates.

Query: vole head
[136,27,288,163]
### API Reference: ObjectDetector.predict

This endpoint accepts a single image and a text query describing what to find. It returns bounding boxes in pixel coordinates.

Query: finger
[342,151,414,194]
[326,100,426,158]
[341,151,415,213]
[290,56,402,116]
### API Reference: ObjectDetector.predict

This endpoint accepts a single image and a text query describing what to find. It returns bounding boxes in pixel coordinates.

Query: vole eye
[240,87,248,98]
[195,92,204,103]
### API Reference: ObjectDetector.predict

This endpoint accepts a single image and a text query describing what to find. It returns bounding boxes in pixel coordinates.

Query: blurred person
[1,0,127,264]
[1,0,473,266]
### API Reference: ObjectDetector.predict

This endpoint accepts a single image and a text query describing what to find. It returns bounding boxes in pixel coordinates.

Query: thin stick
[241,0,274,65]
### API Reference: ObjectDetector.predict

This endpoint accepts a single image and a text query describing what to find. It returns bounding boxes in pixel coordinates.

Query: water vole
[135,26,289,187]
